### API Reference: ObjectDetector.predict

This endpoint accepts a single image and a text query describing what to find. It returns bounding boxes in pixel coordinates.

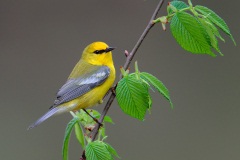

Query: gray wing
[53,66,110,106]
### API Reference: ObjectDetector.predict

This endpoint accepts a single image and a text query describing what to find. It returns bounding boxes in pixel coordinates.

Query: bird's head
[82,42,115,66]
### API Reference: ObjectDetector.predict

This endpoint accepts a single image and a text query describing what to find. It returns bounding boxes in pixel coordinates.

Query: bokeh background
[1,0,239,159]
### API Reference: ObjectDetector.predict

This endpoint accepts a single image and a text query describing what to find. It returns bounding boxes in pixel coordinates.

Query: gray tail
[28,107,61,130]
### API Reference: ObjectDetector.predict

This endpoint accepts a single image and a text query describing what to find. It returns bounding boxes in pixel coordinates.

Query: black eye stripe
[93,49,106,54]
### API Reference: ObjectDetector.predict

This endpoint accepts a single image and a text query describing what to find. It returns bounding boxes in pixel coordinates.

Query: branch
[91,0,164,141]
[81,0,165,158]
[123,0,165,71]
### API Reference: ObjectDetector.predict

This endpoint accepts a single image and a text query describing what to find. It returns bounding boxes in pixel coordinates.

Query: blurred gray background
[1,0,239,159]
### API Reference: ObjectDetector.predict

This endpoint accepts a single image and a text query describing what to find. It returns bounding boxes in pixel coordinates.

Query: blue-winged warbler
[28,42,116,129]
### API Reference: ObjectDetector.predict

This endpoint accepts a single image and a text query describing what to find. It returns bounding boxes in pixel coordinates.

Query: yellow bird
[28,42,116,129]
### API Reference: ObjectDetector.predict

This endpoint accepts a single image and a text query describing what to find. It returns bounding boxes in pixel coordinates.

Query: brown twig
[82,0,165,158]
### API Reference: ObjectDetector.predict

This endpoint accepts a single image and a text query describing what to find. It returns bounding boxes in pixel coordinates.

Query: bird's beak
[106,47,116,52]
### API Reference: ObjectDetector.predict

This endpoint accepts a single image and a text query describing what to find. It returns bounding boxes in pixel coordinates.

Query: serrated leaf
[85,141,112,160]
[62,117,79,160]
[198,18,223,56]
[116,73,149,120]
[203,18,225,42]
[168,1,189,14]
[105,143,120,158]
[74,122,85,148]
[140,72,173,109]
[195,5,236,45]
[170,12,215,56]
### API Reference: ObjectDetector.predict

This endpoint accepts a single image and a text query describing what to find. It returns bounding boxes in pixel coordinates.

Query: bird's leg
[83,109,103,127]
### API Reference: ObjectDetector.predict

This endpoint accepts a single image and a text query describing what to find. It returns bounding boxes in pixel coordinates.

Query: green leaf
[198,18,223,56]
[95,115,114,124]
[168,1,189,14]
[77,109,102,126]
[140,72,173,109]
[148,94,153,109]
[103,116,114,124]
[203,18,225,42]
[62,117,79,160]
[76,110,94,125]
[170,11,215,56]
[99,127,106,138]
[85,141,112,160]
[86,109,100,116]
[74,122,85,148]
[116,73,150,120]
[105,143,120,158]
[195,5,236,45]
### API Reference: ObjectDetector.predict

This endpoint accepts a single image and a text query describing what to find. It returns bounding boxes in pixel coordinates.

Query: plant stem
[92,0,164,141]
[82,0,165,158]
[123,0,165,71]
[166,7,191,19]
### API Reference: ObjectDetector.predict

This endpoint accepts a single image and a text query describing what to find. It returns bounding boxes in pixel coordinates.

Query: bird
[28,42,116,129]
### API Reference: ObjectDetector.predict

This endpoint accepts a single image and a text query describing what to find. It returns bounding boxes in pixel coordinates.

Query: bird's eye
[94,50,100,54]
[93,49,105,54]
